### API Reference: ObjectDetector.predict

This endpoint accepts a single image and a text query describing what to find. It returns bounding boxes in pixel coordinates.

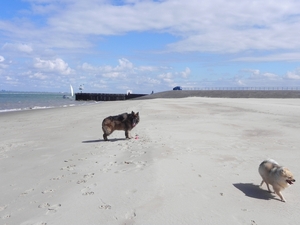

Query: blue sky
[1,0,300,93]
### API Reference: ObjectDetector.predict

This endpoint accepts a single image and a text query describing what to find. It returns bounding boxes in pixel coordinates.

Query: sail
[70,84,74,97]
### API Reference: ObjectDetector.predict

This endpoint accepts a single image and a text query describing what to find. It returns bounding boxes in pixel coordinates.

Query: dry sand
[1,97,300,225]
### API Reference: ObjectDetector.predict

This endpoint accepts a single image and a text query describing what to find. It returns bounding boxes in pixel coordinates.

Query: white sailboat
[63,84,74,99]
[70,84,74,97]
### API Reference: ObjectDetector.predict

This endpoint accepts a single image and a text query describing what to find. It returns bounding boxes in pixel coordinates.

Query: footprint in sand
[38,203,50,209]
[77,173,95,184]
[112,161,148,174]
[100,162,118,173]
[0,205,7,211]
[50,175,65,180]
[64,159,73,162]
[129,150,147,158]
[39,203,61,214]
[83,173,95,179]
[0,153,8,159]
[60,164,76,171]
[99,205,111,210]
[20,188,35,196]
[135,161,147,169]
[81,187,95,196]
[98,198,111,209]
[125,210,137,220]
[77,179,87,184]
[78,157,88,161]
[42,189,55,194]
[101,167,111,173]
[124,161,147,171]
[46,204,62,214]
[1,214,11,219]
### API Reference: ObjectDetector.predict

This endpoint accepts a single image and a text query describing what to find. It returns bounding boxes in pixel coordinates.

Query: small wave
[30,106,54,110]
[0,108,23,113]
[0,106,53,113]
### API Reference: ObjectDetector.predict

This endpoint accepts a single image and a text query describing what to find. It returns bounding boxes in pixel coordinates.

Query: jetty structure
[75,87,300,101]
[75,92,147,101]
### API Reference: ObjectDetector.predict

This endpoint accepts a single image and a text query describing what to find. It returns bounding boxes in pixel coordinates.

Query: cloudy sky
[1,0,300,93]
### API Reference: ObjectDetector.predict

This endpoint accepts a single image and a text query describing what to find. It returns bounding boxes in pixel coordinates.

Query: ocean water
[0,92,96,113]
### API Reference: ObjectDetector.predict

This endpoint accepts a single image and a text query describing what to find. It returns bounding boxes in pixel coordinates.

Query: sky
[1,0,300,94]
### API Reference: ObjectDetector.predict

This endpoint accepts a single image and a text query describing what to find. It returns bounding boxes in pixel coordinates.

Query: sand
[1,97,300,225]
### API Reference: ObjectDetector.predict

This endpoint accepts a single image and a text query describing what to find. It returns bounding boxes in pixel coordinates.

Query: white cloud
[81,58,156,78]
[158,72,175,85]
[158,72,173,80]
[243,69,280,80]
[81,61,126,78]
[147,77,160,85]
[0,55,8,69]
[29,72,48,80]
[78,58,188,91]
[233,53,300,62]
[81,63,96,71]
[138,66,157,72]
[237,80,245,86]
[102,72,125,78]
[285,68,300,80]
[117,58,134,70]
[2,43,33,53]
[180,67,191,78]
[286,73,300,80]
[34,58,72,75]
[2,1,299,54]
[158,67,190,84]
[39,0,300,53]
[263,73,278,79]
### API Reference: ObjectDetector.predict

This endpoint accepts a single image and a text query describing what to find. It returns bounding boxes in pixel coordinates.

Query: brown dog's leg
[103,133,108,141]
[102,120,113,141]
[125,130,131,139]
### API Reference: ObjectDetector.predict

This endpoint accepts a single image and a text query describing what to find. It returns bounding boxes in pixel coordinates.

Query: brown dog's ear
[136,112,139,116]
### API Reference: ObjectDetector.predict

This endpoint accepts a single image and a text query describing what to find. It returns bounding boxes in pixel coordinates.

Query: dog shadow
[82,138,126,143]
[233,183,278,201]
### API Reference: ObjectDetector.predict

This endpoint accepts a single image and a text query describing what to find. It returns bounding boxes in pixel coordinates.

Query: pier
[75,93,147,101]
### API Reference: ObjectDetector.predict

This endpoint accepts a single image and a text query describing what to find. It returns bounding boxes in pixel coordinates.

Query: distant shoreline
[136,90,300,99]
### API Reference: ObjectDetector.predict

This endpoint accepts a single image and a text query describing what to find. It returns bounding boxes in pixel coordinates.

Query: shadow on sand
[233,183,278,201]
[82,138,126,143]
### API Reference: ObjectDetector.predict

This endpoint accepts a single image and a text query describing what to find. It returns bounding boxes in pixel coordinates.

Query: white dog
[259,159,295,202]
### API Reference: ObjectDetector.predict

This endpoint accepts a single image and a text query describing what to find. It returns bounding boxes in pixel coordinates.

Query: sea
[0,91,97,113]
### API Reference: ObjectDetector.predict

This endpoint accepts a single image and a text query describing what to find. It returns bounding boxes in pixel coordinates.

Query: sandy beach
[1,97,300,225]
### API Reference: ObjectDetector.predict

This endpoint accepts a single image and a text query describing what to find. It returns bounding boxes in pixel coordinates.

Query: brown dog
[102,111,140,141]
[259,159,295,202]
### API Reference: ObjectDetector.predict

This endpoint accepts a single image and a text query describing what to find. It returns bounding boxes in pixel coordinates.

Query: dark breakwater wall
[75,93,147,101]
[136,90,300,99]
